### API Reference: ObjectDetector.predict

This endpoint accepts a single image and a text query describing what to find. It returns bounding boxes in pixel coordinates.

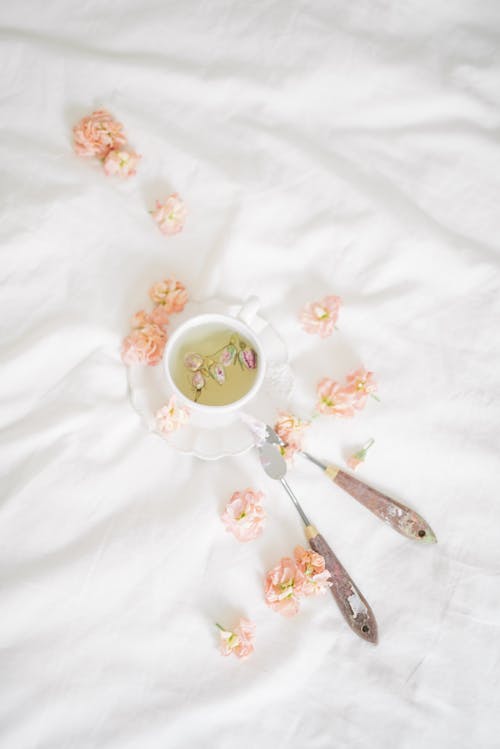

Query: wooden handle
[327,467,437,544]
[306,526,378,644]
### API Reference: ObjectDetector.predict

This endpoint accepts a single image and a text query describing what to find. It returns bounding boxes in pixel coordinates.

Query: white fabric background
[1,2,500,747]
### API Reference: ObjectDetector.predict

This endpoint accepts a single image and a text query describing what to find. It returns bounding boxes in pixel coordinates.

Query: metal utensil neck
[280,478,311,526]
[301,451,327,470]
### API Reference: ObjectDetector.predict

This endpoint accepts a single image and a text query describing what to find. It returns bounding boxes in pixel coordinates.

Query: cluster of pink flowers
[152,194,187,235]
[121,310,167,367]
[217,618,256,660]
[149,278,188,314]
[155,395,190,435]
[73,109,140,178]
[274,411,311,461]
[316,367,378,417]
[121,277,188,367]
[72,108,189,231]
[264,546,332,617]
[222,489,266,542]
[300,295,341,338]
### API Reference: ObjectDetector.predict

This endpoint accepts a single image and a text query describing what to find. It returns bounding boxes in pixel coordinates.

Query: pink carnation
[152,193,187,235]
[300,295,341,338]
[274,411,310,461]
[149,278,188,314]
[131,310,150,328]
[264,557,304,617]
[103,149,141,178]
[345,368,378,410]
[218,618,255,660]
[73,109,126,159]
[222,489,266,542]
[121,310,167,366]
[155,395,190,434]
[294,546,332,597]
[150,305,170,328]
[316,377,356,417]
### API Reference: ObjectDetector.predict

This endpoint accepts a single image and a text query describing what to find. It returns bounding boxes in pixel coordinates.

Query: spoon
[257,432,378,644]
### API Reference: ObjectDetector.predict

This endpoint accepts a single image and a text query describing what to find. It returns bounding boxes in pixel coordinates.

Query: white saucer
[126,297,293,460]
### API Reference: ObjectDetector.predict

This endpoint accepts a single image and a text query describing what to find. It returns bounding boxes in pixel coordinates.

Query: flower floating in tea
[192,371,205,391]
[183,333,257,402]
[239,346,257,370]
[209,363,226,384]
[219,344,237,366]
[184,352,204,372]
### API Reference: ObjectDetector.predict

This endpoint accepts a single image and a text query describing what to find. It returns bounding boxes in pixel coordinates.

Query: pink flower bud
[209,363,225,384]
[184,352,203,371]
[219,344,237,366]
[192,371,205,390]
[239,347,257,369]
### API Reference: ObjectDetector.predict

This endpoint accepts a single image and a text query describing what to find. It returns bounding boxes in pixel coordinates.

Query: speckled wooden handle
[330,468,437,544]
[307,527,378,644]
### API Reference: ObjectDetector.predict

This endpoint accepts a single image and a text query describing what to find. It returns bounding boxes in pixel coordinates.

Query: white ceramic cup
[163,301,266,426]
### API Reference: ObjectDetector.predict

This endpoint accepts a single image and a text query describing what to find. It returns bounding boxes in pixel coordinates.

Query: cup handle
[236,296,260,328]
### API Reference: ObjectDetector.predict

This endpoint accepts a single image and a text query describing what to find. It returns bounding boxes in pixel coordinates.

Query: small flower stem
[215,622,226,631]
[355,438,375,461]
[371,394,381,402]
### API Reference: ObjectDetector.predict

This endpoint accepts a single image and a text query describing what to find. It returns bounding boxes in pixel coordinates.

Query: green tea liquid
[171,324,258,406]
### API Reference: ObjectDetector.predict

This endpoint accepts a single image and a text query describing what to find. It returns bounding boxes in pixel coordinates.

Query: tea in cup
[164,309,266,423]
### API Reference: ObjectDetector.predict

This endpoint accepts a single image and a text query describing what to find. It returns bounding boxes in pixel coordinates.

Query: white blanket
[1,2,500,747]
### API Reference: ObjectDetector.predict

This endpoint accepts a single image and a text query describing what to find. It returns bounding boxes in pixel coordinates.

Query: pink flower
[209,363,226,384]
[316,378,356,417]
[347,438,375,471]
[345,368,378,409]
[103,149,141,178]
[131,310,151,328]
[347,455,363,470]
[121,310,167,366]
[219,345,237,366]
[278,439,301,462]
[264,557,304,617]
[184,352,204,371]
[152,194,187,235]
[73,109,127,159]
[222,489,266,542]
[239,347,257,369]
[149,278,188,314]
[300,295,341,338]
[294,546,332,597]
[192,371,205,391]
[150,305,170,328]
[217,618,255,660]
[274,411,311,461]
[155,395,190,434]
